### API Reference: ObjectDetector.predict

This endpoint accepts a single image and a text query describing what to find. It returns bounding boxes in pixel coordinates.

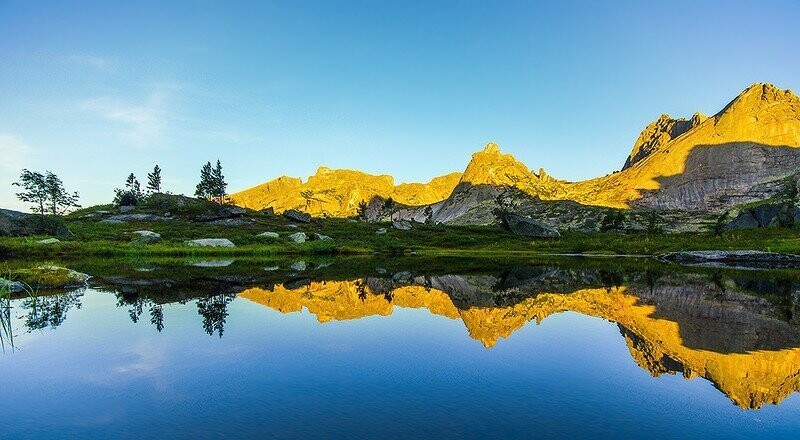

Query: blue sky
[1,0,799,211]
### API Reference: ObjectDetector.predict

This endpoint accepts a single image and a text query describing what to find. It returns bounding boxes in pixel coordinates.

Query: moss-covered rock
[11,265,90,289]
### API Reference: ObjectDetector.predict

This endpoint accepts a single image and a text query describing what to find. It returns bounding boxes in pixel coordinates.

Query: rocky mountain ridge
[231,83,800,226]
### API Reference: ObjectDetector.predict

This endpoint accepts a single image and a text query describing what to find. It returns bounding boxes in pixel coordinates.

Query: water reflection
[7,258,800,409]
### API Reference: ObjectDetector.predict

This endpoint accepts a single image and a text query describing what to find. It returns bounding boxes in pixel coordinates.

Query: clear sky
[1,0,799,211]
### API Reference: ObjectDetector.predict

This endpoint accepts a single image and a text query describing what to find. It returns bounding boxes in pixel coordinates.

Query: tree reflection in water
[197,293,236,337]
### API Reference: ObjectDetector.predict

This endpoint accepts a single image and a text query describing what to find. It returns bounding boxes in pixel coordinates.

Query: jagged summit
[623,112,708,170]
[460,142,533,187]
[482,142,502,154]
[232,82,800,219]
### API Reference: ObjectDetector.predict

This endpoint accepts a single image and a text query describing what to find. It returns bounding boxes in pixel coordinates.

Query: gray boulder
[375,228,387,235]
[289,261,307,271]
[36,238,61,245]
[184,238,235,248]
[258,231,280,238]
[504,214,561,238]
[131,230,162,245]
[0,278,25,293]
[392,220,412,230]
[0,209,71,237]
[283,209,311,223]
[287,232,307,243]
[725,211,760,231]
[195,205,247,222]
[312,233,333,241]
[751,204,782,227]
[119,205,135,214]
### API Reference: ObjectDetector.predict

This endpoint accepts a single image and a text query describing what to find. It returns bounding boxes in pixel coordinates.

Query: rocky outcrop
[623,112,707,170]
[0,209,71,237]
[503,214,560,238]
[282,209,311,223]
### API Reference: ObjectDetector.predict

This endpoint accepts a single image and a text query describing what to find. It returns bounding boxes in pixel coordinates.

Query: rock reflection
[239,269,800,409]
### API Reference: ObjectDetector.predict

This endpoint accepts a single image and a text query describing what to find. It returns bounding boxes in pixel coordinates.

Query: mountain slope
[567,83,800,210]
[232,83,800,220]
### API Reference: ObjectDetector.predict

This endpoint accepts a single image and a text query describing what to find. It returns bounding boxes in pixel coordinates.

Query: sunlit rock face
[567,83,800,211]
[239,270,800,409]
[230,167,461,217]
[232,83,800,222]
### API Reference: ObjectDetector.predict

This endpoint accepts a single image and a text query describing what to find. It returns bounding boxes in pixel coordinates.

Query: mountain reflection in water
[9,258,800,410]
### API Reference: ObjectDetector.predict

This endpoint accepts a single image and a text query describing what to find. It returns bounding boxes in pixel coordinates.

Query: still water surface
[2,257,800,438]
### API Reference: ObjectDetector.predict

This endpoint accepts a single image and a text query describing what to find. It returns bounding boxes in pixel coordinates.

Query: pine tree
[147,165,162,194]
[211,159,227,203]
[114,173,144,205]
[195,161,213,199]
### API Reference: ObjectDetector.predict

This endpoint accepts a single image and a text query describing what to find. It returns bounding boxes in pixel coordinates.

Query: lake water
[2,256,800,438]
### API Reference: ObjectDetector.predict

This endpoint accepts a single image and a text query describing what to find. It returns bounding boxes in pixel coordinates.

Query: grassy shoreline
[2,220,800,258]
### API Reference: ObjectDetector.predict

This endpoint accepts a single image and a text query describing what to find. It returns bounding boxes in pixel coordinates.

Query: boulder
[750,204,782,227]
[184,238,236,248]
[283,209,311,223]
[260,207,275,216]
[392,220,412,230]
[258,231,280,238]
[0,278,25,293]
[195,205,247,222]
[312,233,333,241]
[289,261,307,271]
[99,219,126,224]
[0,209,71,237]
[192,260,234,267]
[131,230,162,245]
[725,211,760,231]
[36,238,61,245]
[392,271,413,283]
[120,205,136,214]
[287,232,307,243]
[503,214,561,238]
[375,228,387,235]
[11,265,90,289]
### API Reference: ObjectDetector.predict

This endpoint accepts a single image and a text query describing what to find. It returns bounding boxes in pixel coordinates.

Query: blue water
[2,284,800,439]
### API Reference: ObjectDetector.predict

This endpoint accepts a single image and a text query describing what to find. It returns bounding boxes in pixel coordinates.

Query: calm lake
[2,256,800,438]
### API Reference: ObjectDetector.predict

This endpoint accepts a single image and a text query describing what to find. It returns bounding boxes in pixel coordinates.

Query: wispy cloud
[82,92,166,147]
[0,133,34,171]
[61,54,113,70]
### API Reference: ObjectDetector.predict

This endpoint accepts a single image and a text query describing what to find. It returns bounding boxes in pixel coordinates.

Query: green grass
[3,210,800,258]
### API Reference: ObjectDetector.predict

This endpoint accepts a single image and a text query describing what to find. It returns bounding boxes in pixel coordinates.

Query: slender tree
[211,160,227,203]
[14,169,79,221]
[195,161,213,199]
[115,173,144,205]
[13,169,48,222]
[44,171,80,216]
[146,165,162,194]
